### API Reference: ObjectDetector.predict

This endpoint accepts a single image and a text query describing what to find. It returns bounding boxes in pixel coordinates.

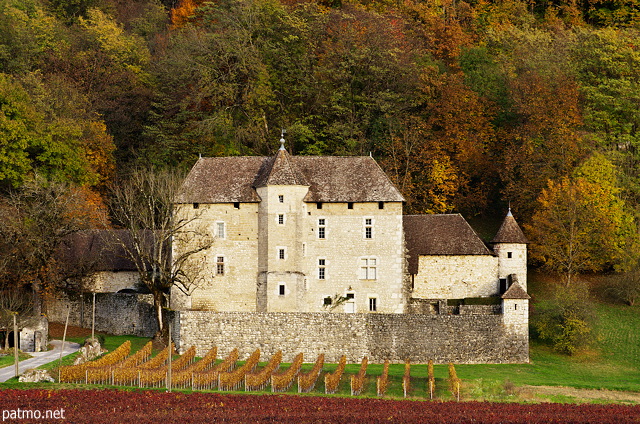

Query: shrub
[531,283,597,355]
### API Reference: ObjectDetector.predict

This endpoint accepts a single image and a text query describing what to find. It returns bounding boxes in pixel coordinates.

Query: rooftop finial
[279,129,286,151]
[507,201,512,217]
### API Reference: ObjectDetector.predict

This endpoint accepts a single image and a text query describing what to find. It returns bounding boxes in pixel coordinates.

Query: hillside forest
[1,0,640,303]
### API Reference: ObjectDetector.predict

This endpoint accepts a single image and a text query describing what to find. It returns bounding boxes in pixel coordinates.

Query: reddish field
[0,389,639,423]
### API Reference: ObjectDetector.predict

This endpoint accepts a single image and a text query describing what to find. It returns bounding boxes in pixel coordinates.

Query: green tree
[527,153,635,285]
[0,72,115,188]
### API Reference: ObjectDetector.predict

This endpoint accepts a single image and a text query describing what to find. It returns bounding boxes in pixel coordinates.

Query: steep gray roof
[177,153,404,203]
[296,156,404,202]
[502,282,530,299]
[177,157,264,203]
[404,214,493,275]
[491,210,529,244]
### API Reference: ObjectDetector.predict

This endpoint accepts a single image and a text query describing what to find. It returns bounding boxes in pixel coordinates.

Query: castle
[166,139,531,364]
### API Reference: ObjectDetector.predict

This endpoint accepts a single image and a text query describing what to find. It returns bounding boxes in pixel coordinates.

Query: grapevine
[297,353,324,393]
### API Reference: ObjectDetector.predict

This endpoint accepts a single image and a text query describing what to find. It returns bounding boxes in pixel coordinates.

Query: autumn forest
[2,0,640,288]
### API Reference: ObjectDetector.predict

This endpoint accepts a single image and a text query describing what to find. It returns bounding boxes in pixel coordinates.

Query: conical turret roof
[491,209,529,244]
[254,146,309,187]
[501,282,530,299]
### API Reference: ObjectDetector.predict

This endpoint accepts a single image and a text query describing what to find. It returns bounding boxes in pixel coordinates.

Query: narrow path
[0,340,81,383]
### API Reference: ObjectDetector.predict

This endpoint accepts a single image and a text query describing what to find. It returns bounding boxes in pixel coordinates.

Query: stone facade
[412,255,499,299]
[172,148,408,314]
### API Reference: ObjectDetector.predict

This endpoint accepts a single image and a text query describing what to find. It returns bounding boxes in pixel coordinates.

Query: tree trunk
[153,291,164,336]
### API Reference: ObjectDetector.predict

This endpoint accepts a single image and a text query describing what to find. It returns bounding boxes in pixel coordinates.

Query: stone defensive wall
[45,293,158,337]
[172,310,529,364]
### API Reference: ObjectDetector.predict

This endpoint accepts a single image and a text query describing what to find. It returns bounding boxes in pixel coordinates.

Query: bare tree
[107,167,213,339]
[0,177,98,313]
[0,289,32,349]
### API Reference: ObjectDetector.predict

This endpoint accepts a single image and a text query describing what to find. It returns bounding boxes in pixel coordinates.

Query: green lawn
[0,351,32,368]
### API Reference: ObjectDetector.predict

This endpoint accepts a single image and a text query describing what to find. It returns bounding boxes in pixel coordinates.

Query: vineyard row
[60,342,462,398]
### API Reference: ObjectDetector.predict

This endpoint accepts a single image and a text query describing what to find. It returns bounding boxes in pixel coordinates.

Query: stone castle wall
[45,292,158,337]
[173,310,529,364]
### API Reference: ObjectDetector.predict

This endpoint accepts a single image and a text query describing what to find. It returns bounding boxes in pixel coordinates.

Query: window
[348,202,354,209]
[318,218,326,239]
[216,256,225,275]
[317,202,323,209]
[323,296,332,306]
[233,202,240,209]
[216,222,226,239]
[507,252,513,258]
[278,248,285,260]
[369,298,377,312]
[193,203,199,209]
[378,201,384,209]
[278,214,285,225]
[364,218,373,239]
[360,257,377,280]
[279,284,285,296]
[278,195,284,203]
[345,293,355,313]
[318,258,326,280]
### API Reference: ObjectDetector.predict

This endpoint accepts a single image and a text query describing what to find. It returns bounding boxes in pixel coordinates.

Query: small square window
[507,252,513,259]
[317,202,323,209]
[278,195,284,203]
[193,203,199,209]
[234,202,240,209]
[346,293,355,300]
[323,296,332,306]
[378,201,384,209]
[348,202,354,209]
[279,284,285,296]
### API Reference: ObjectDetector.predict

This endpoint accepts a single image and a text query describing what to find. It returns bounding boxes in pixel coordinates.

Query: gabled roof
[177,157,264,203]
[501,282,530,300]
[296,156,404,203]
[491,209,529,244]
[404,214,493,275]
[176,152,404,203]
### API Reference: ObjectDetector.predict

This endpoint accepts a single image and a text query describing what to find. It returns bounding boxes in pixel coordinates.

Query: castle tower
[255,134,310,312]
[501,280,530,363]
[491,208,528,292]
